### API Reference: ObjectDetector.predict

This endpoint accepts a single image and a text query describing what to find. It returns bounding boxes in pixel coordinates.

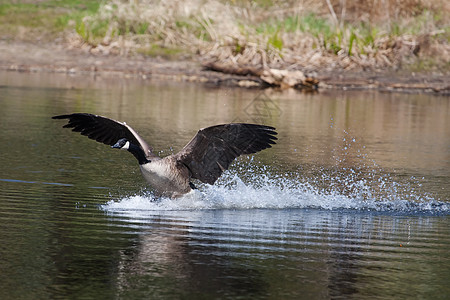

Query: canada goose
[53,113,277,198]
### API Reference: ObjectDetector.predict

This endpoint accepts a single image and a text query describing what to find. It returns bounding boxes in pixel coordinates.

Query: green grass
[0,0,100,40]
[254,12,398,55]
[267,30,283,51]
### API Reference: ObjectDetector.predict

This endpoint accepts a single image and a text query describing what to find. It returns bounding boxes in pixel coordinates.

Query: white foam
[101,168,449,214]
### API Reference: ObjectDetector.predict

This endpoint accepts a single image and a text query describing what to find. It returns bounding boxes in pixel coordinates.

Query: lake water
[0,71,449,299]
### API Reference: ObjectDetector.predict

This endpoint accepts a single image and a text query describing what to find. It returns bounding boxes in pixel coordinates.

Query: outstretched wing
[52,113,156,159]
[174,123,277,184]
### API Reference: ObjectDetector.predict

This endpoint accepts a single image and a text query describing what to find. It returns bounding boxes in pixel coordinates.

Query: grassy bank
[1,0,449,73]
[0,0,99,40]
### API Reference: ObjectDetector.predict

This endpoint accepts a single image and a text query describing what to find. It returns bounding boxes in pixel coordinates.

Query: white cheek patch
[122,141,130,150]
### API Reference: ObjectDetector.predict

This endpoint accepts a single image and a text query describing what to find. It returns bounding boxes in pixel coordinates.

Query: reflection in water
[0,71,449,299]
[103,209,449,299]
[114,221,268,298]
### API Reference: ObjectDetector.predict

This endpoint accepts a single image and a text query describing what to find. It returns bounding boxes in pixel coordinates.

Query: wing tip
[52,113,100,120]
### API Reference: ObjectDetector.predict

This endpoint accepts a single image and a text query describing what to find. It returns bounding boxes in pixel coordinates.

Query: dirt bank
[0,41,448,94]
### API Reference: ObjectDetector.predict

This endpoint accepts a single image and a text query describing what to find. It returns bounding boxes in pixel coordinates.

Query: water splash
[101,164,449,214]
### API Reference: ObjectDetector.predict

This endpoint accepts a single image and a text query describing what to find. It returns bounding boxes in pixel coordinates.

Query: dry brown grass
[74,0,450,73]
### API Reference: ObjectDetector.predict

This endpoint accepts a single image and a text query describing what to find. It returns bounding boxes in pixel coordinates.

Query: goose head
[112,138,150,165]
[112,138,130,150]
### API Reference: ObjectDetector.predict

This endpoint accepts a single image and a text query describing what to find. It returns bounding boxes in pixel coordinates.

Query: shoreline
[1,41,449,95]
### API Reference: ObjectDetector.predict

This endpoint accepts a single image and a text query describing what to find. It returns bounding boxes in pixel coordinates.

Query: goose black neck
[127,143,150,165]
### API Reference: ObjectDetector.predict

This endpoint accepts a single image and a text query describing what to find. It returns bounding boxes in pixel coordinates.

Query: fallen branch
[203,61,319,90]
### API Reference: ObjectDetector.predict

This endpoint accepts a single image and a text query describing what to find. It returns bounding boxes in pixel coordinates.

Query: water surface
[0,71,449,299]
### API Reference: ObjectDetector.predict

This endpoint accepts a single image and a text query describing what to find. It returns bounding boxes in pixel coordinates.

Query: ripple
[0,178,74,186]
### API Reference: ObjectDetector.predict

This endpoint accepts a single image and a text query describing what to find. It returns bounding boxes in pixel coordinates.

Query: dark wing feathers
[52,113,155,158]
[174,123,277,184]
[54,114,277,185]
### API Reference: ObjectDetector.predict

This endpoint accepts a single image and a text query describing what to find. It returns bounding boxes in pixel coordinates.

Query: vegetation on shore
[1,0,449,73]
[0,1,99,39]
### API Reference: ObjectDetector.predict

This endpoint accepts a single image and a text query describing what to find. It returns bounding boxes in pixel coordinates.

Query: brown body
[139,157,192,198]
